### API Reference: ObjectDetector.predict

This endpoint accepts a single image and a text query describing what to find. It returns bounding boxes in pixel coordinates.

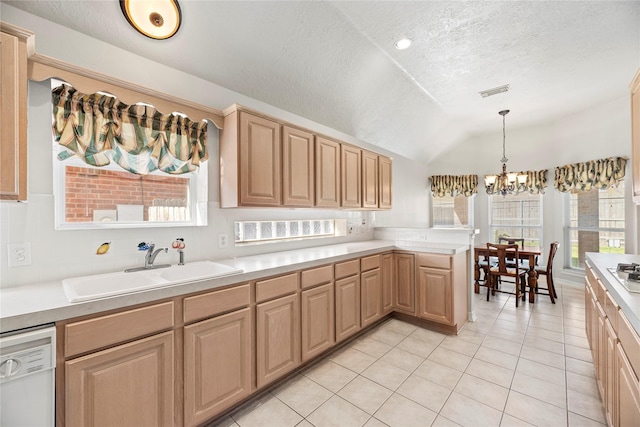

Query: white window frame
[488,193,543,248]
[563,184,626,271]
[431,194,475,229]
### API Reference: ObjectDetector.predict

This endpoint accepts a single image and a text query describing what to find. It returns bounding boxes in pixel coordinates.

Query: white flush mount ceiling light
[120,0,182,40]
[394,38,412,50]
[479,84,510,98]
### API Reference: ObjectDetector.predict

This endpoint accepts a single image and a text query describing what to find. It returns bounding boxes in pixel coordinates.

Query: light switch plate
[8,242,32,267]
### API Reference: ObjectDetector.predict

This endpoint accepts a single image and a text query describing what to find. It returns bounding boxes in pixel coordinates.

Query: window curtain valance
[52,84,208,175]
[429,175,478,198]
[485,169,549,196]
[554,156,627,193]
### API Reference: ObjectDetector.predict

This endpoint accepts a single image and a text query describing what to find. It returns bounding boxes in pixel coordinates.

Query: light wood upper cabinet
[362,150,379,209]
[378,156,392,209]
[631,68,640,204]
[1,26,31,201]
[220,109,281,207]
[283,125,314,207]
[256,293,301,388]
[65,331,174,427]
[183,308,252,427]
[315,136,341,207]
[341,144,362,208]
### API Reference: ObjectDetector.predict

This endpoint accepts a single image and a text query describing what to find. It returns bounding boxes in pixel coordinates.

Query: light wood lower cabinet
[393,253,415,315]
[256,293,301,388]
[381,253,393,313]
[335,274,361,343]
[605,318,618,427]
[183,308,252,427]
[616,342,640,426]
[361,268,383,328]
[417,267,452,325]
[65,331,174,427]
[301,282,335,361]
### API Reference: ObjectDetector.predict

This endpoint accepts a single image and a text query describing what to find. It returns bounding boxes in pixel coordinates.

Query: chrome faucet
[145,243,168,269]
[125,242,171,273]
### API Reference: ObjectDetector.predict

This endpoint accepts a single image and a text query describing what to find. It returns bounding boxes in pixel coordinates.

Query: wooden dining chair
[534,241,559,304]
[497,237,526,267]
[486,243,528,307]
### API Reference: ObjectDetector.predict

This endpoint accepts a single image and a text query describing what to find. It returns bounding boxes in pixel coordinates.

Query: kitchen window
[565,183,625,269]
[432,195,473,228]
[489,193,543,248]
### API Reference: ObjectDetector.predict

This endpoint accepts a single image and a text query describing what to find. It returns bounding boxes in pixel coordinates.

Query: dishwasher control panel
[0,344,53,381]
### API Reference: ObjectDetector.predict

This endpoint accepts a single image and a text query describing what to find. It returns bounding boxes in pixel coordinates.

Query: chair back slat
[487,243,520,275]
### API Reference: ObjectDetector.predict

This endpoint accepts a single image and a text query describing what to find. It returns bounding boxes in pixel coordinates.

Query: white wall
[426,96,637,282]
[0,6,428,288]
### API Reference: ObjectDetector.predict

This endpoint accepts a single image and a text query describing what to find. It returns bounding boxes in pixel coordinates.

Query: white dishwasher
[0,324,56,426]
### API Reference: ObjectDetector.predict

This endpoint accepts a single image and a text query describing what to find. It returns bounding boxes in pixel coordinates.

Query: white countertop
[586,252,640,333]
[0,240,468,333]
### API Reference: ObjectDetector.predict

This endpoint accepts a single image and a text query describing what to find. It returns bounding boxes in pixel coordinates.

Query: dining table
[474,243,542,303]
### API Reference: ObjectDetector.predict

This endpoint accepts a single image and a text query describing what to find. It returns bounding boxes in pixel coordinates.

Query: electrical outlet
[348,227,354,234]
[8,242,32,267]
[361,218,366,225]
[218,233,229,249]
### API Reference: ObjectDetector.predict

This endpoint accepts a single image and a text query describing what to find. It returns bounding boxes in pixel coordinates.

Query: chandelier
[484,110,527,196]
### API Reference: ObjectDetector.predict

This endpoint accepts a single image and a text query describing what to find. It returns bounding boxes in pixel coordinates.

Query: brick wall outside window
[65,166,189,222]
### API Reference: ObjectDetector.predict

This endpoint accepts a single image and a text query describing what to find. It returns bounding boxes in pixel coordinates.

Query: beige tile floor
[211,281,605,427]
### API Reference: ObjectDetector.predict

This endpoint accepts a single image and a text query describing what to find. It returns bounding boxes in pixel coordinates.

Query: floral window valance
[52,84,208,175]
[485,169,549,196]
[429,175,478,198]
[554,157,627,192]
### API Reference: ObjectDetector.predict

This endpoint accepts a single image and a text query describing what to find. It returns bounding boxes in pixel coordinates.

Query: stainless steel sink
[62,261,243,302]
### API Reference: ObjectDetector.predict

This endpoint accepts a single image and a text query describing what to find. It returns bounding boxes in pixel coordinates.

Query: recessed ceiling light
[394,38,412,50]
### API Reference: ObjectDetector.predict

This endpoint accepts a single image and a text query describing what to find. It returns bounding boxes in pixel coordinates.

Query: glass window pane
[432,195,471,227]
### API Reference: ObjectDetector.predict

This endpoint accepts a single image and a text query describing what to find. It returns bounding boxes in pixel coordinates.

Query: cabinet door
[605,318,617,427]
[631,69,640,204]
[239,112,281,206]
[417,267,453,325]
[596,301,606,399]
[256,293,300,388]
[381,253,393,313]
[184,308,252,427]
[585,283,592,348]
[617,343,640,427]
[283,125,314,207]
[341,145,362,208]
[335,274,361,343]
[361,268,382,327]
[301,283,335,361]
[65,332,174,427]
[0,31,28,201]
[378,156,392,209]
[393,253,415,314]
[362,150,379,209]
[315,136,341,207]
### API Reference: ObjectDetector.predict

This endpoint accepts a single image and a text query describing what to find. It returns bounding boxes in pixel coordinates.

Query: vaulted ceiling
[5,1,640,162]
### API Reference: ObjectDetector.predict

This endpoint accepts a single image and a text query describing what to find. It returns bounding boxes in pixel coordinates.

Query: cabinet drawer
[604,291,619,329]
[64,301,174,358]
[586,265,598,290]
[617,311,640,378]
[418,253,451,269]
[361,255,381,272]
[301,265,333,289]
[184,284,250,323]
[256,273,299,302]
[335,259,360,279]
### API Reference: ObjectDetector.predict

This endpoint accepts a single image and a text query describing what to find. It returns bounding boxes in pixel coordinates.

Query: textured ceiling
[4,1,640,163]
